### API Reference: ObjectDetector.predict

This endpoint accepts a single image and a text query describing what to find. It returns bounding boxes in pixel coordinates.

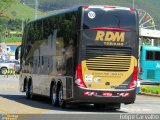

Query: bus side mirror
[15,46,21,60]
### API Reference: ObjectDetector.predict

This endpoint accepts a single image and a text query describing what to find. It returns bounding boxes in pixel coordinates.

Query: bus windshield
[83,8,136,31]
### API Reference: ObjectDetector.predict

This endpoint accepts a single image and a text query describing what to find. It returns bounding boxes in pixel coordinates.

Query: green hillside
[25,0,160,29]
[1,0,159,43]
[4,0,160,29]
[7,2,44,20]
[0,1,45,43]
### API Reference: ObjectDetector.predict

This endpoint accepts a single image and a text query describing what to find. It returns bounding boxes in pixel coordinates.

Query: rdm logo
[95,31,125,46]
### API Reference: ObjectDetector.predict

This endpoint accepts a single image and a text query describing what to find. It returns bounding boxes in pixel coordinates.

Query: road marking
[121,108,152,112]
[136,100,160,102]
[0,98,50,114]
[0,84,19,90]
[0,109,18,120]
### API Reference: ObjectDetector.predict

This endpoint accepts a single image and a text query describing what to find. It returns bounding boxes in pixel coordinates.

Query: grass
[140,86,160,94]
[3,36,21,43]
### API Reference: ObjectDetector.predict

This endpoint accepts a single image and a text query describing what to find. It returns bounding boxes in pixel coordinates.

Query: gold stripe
[88,58,131,60]
[86,62,130,65]
[87,65,130,68]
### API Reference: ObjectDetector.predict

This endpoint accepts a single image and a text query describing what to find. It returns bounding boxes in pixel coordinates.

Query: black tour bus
[15,5,139,110]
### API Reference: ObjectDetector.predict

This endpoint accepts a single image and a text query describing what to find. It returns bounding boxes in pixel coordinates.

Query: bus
[139,45,160,82]
[15,5,139,110]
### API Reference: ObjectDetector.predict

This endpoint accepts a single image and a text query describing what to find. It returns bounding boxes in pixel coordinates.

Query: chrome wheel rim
[1,68,7,75]
[52,87,56,104]
[59,87,63,105]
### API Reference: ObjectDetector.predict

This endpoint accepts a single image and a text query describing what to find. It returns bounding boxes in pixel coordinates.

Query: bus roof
[28,5,134,24]
[83,5,134,11]
[142,45,160,51]
[28,6,82,24]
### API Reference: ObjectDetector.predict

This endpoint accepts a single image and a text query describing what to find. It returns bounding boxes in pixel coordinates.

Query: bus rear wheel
[57,85,66,108]
[51,84,58,107]
[105,103,121,110]
[26,82,30,99]
[26,81,34,99]
[94,104,106,109]
[94,103,121,110]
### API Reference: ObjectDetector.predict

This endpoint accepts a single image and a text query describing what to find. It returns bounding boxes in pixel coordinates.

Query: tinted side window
[55,12,77,75]
[146,51,154,60]
[155,51,160,60]
[146,51,160,61]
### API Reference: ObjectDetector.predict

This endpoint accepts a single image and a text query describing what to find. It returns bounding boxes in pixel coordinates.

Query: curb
[138,92,160,97]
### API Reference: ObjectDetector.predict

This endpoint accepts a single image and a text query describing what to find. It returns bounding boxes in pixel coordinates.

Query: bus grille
[86,46,132,71]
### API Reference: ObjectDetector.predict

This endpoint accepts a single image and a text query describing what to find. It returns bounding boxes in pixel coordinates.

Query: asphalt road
[0,75,160,120]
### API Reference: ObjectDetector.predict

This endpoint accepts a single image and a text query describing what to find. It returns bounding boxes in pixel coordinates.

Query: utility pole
[133,0,135,8]
[35,0,38,19]
[22,19,24,34]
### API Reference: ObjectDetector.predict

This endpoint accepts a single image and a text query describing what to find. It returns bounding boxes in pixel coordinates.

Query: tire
[94,104,106,109]
[94,103,121,110]
[23,81,27,92]
[26,81,34,99]
[29,82,34,100]
[26,82,30,99]
[1,67,8,75]
[51,84,59,107]
[57,85,66,108]
[105,103,121,110]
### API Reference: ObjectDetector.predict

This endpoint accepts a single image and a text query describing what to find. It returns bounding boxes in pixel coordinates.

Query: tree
[0,0,16,17]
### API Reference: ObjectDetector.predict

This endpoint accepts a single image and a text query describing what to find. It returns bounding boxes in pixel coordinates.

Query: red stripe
[84,92,97,96]
[89,27,129,32]
[104,6,116,8]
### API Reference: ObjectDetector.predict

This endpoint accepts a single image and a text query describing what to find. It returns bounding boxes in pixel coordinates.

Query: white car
[7,60,20,73]
[0,60,16,75]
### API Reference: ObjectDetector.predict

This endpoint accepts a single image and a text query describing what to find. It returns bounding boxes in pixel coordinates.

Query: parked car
[6,60,20,73]
[0,60,16,75]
